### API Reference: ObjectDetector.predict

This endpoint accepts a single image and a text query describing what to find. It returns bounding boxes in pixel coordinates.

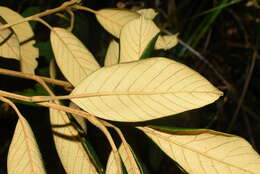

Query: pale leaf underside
[0,6,38,74]
[50,109,97,174]
[96,9,140,38]
[120,16,160,63]
[155,34,178,50]
[140,127,260,174]
[137,8,158,20]
[106,143,140,174]
[72,57,222,122]
[51,27,100,86]
[0,23,20,59]
[104,40,119,66]
[8,116,46,174]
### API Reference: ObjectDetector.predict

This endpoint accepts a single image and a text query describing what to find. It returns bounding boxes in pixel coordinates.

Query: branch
[0,0,80,30]
[0,89,120,173]
[0,68,73,90]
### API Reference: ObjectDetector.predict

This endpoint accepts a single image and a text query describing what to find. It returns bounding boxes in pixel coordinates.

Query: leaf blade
[50,27,100,86]
[104,40,119,66]
[7,117,46,174]
[0,6,38,74]
[106,143,141,174]
[139,127,260,174]
[71,57,222,122]
[155,34,178,50]
[50,108,98,174]
[119,16,160,63]
[137,9,158,20]
[0,23,20,59]
[96,9,140,38]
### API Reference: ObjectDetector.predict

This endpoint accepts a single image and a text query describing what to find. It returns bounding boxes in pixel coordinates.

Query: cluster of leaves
[0,1,260,174]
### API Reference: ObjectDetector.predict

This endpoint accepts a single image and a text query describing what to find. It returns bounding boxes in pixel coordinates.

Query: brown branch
[0,68,73,89]
[0,0,81,30]
[0,96,25,119]
[0,89,120,171]
[72,5,97,14]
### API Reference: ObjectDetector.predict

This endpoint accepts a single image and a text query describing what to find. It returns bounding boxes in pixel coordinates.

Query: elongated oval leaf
[8,118,46,174]
[0,6,38,74]
[104,40,119,66]
[50,27,100,86]
[0,23,20,59]
[137,9,157,20]
[155,34,178,50]
[139,127,260,174]
[96,9,140,38]
[50,108,98,174]
[120,16,160,63]
[106,143,140,174]
[71,57,222,122]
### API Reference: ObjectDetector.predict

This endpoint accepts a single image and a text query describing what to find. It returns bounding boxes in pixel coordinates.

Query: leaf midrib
[19,118,41,173]
[52,29,91,76]
[32,90,222,102]
[71,90,222,99]
[142,127,257,173]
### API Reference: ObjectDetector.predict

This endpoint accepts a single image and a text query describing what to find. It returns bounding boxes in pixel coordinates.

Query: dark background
[0,0,259,173]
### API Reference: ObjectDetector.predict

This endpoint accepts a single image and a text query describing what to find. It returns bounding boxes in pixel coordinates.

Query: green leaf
[139,33,159,59]
[35,41,54,61]
[81,137,105,174]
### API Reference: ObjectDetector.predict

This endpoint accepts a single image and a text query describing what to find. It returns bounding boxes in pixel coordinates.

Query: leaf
[155,34,178,50]
[70,102,87,133]
[6,102,46,174]
[104,40,119,66]
[96,9,140,38]
[81,137,105,174]
[50,108,98,174]
[120,16,160,63]
[137,9,157,20]
[35,41,54,61]
[139,34,159,60]
[0,6,38,74]
[106,143,140,174]
[139,127,260,174]
[0,23,20,59]
[50,27,100,86]
[71,57,223,122]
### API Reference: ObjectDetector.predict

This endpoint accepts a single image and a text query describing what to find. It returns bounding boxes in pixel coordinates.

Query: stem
[101,121,131,173]
[0,96,26,119]
[0,89,120,171]
[0,0,80,30]
[73,5,97,14]
[0,68,73,89]
[101,121,128,146]
[0,90,32,102]
[66,9,75,32]
[33,18,53,30]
